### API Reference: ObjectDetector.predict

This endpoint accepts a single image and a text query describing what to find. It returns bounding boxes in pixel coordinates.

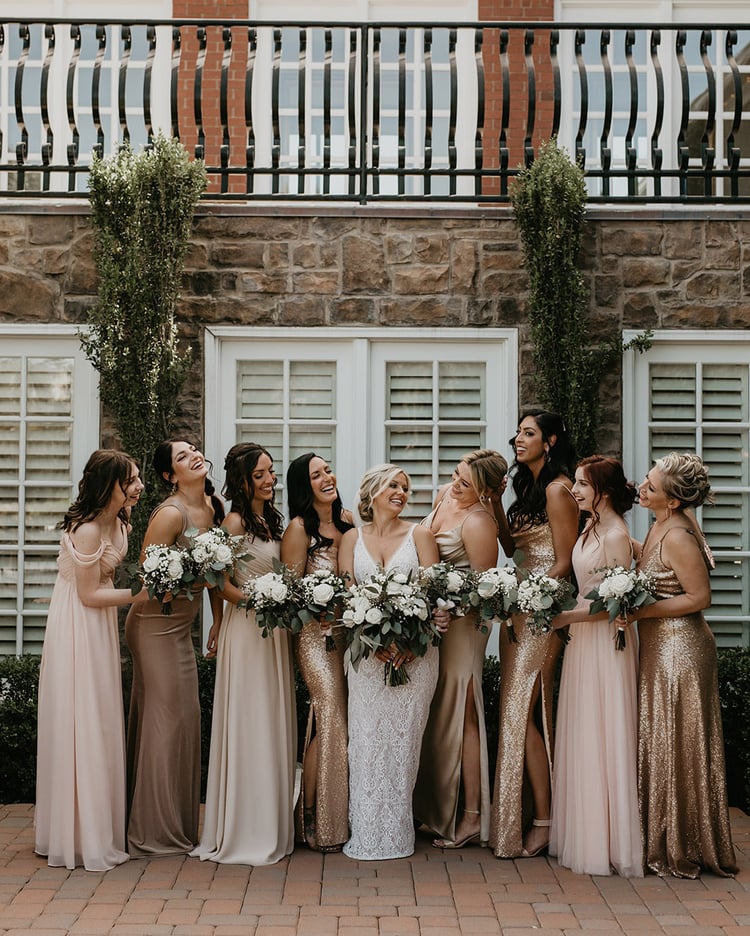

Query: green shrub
[4,649,750,815]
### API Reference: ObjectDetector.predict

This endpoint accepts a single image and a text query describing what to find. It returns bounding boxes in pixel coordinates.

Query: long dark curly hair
[506,409,576,530]
[152,439,224,525]
[59,449,138,531]
[223,442,284,542]
[286,452,353,553]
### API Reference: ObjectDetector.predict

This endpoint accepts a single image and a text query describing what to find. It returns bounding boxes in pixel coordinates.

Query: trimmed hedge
[3,649,750,813]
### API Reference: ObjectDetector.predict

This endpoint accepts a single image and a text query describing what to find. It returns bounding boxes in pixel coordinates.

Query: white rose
[270,581,289,603]
[497,568,517,587]
[353,609,366,624]
[386,580,406,596]
[477,578,499,598]
[167,558,184,580]
[312,582,335,605]
[214,544,233,564]
[604,571,633,599]
[192,545,209,564]
[365,607,383,625]
[143,553,161,573]
[446,571,464,592]
[193,531,213,546]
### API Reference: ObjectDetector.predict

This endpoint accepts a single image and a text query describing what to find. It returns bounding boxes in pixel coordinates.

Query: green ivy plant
[81,134,206,552]
[511,139,651,457]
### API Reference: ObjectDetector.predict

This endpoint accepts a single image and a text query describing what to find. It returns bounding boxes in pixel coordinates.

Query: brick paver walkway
[1,804,748,935]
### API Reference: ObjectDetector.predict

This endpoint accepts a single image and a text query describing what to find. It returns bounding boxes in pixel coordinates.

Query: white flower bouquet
[586,566,656,650]
[468,565,520,638]
[340,568,439,686]
[185,526,251,588]
[138,543,196,615]
[297,567,350,651]
[241,560,303,638]
[419,561,475,616]
[516,573,576,638]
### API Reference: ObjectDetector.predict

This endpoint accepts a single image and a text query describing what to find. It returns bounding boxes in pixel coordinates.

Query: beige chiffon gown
[35,526,129,871]
[637,528,737,878]
[549,529,643,877]
[294,543,349,851]
[490,489,571,858]
[125,502,202,856]
[193,536,297,865]
[414,504,491,844]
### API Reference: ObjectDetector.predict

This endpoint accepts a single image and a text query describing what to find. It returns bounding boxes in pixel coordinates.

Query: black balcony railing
[1,18,750,203]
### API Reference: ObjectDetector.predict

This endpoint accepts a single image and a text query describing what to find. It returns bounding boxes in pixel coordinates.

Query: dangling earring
[544,447,550,463]
[170,482,178,496]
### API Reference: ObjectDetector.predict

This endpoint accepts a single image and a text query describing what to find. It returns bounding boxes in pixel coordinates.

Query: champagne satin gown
[414,504,491,843]
[490,486,571,858]
[293,542,349,851]
[637,528,736,878]
[193,536,297,865]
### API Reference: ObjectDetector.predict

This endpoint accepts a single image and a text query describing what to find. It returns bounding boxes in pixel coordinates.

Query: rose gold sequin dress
[637,530,737,878]
[293,543,349,851]
[414,504,491,844]
[490,491,570,858]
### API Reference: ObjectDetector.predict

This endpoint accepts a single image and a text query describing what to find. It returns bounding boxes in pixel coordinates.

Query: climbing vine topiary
[82,135,206,553]
[511,139,650,457]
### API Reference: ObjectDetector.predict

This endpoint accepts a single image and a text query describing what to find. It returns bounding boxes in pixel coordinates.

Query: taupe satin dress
[293,543,349,851]
[125,501,202,856]
[414,504,491,843]
[490,502,568,858]
[637,528,737,878]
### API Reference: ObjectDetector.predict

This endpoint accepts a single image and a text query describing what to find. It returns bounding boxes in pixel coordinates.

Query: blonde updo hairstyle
[655,452,714,509]
[461,449,508,501]
[356,463,411,523]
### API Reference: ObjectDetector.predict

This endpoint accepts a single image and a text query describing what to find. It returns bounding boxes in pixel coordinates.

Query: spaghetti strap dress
[413,502,491,843]
[125,501,202,856]
[637,529,736,878]
[293,542,349,851]
[490,480,575,858]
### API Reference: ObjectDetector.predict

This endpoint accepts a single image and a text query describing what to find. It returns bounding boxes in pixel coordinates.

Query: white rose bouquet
[468,565,520,638]
[419,561,475,617]
[516,573,576,637]
[185,526,252,588]
[297,567,350,651]
[241,561,303,638]
[137,543,196,615]
[340,568,439,687]
[586,566,656,650]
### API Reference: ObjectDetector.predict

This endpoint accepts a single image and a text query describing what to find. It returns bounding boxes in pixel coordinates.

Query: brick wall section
[1,207,750,456]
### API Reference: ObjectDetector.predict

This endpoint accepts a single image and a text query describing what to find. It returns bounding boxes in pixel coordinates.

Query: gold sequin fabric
[489,519,562,858]
[293,545,349,851]
[637,535,737,878]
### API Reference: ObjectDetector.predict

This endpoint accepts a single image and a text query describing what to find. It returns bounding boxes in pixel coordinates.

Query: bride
[337,464,441,860]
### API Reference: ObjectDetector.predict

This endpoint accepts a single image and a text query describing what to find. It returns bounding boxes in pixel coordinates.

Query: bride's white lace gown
[344,526,439,860]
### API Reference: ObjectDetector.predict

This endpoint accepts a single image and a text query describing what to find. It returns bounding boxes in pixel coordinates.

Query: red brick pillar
[478,0,555,196]
[172,1,249,193]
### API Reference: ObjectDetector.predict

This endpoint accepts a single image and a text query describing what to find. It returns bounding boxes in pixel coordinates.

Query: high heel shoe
[432,809,481,850]
[520,818,550,858]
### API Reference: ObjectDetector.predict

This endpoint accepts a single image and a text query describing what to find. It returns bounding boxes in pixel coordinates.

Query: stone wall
[1,204,749,456]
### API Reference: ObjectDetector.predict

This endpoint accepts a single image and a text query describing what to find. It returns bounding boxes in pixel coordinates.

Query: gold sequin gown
[490,513,565,858]
[637,530,737,878]
[293,543,349,852]
[414,504,491,844]
[193,536,297,865]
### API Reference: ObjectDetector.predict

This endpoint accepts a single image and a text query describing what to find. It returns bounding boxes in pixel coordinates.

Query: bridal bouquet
[516,573,576,637]
[138,543,196,615]
[298,567,350,651]
[241,561,304,638]
[586,566,656,650]
[419,561,475,616]
[340,568,439,686]
[468,565,520,638]
[185,526,250,587]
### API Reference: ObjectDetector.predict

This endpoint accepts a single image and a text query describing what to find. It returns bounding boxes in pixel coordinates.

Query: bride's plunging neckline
[358,526,414,570]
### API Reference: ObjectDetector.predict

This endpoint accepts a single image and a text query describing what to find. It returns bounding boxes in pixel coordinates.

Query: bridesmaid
[631,452,736,878]
[125,439,224,856]
[414,449,507,849]
[490,409,578,859]
[35,450,145,870]
[549,456,643,877]
[193,442,296,865]
[281,453,352,853]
